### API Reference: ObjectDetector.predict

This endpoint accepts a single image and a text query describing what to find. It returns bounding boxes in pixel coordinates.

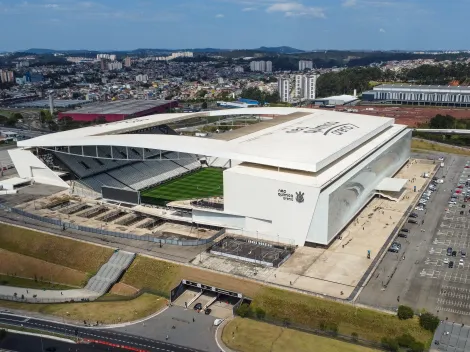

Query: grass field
[120,255,432,345]
[0,249,87,287]
[412,138,470,156]
[141,168,223,205]
[0,275,72,290]
[0,223,113,274]
[223,318,379,352]
[0,293,165,324]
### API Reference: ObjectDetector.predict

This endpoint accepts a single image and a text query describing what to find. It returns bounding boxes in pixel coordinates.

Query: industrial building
[362,84,470,107]
[57,100,178,122]
[11,107,410,246]
[313,94,359,106]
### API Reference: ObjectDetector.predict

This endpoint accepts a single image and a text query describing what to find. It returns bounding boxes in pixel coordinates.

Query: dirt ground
[0,248,87,287]
[350,105,470,127]
[109,282,139,296]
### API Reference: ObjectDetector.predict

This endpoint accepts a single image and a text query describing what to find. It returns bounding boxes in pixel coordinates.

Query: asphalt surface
[0,332,128,352]
[0,313,204,352]
[115,306,221,352]
[358,153,470,323]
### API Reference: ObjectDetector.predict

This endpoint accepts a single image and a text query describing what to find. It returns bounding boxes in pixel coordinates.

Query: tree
[236,303,252,318]
[255,307,266,320]
[429,114,456,129]
[419,312,440,332]
[397,305,414,320]
[396,333,415,348]
[381,337,399,352]
[410,341,425,352]
[201,101,208,109]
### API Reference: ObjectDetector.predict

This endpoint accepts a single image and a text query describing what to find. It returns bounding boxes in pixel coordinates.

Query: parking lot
[358,154,470,324]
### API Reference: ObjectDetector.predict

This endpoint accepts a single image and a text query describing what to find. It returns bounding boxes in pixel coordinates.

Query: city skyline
[0,0,466,52]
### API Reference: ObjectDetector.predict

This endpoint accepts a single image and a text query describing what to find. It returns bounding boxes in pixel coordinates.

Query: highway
[0,313,203,352]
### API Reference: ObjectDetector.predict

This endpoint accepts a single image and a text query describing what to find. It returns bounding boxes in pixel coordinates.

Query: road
[0,332,129,352]
[0,313,204,352]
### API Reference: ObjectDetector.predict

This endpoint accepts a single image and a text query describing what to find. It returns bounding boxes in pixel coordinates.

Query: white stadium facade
[10,108,411,247]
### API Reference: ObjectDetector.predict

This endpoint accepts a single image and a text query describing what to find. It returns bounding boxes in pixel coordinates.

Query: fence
[0,293,96,304]
[2,205,225,247]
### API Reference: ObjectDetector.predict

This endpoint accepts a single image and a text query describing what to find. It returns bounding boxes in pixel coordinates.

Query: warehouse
[362,84,470,107]
[58,100,178,122]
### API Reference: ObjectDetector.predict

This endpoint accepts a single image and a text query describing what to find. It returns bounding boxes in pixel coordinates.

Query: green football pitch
[140,168,223,206]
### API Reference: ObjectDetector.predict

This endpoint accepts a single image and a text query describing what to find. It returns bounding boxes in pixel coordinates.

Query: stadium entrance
[170,279,243,319]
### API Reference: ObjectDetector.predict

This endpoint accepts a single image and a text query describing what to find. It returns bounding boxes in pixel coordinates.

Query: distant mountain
[23,48,98,54]
[19,46,304,55]
[254,46,305,54]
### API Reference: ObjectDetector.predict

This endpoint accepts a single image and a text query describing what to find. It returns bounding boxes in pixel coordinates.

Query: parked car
[449,261,454,268]
[462,250,467,258]
[401,228,410,233]
[408,219,418,224]
[410,213,418,218]
[447,247,453,256]
[389,246,400,253]
[444,258,450,264]
[398,233,408,238]
[194,303,202,311]
[453,251,457,257]
[392,242,402,248]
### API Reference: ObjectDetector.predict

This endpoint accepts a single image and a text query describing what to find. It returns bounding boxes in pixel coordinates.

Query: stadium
[10,107,411,246]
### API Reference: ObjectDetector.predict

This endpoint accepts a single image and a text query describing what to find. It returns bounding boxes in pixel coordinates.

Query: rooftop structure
[58,100,178,122]
[362,84,470,107]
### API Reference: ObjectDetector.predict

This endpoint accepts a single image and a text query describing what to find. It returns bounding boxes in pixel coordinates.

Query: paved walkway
[0,250,135,303]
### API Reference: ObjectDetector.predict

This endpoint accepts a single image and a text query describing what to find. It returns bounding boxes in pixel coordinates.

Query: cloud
[43,4,59,9]
[379,28,386,32]
[215,13,225,18]
[266,2,325,18]
[342,0,357,7]
[242,7,256,11]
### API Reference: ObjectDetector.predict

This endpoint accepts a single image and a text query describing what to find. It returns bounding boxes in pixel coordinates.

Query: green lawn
[141,167,223,205]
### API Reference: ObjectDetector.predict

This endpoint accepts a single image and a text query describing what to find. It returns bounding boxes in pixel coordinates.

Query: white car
[444,258,450,264]
[439,157,445,161]
[460,259,465,266]
[415,206,424,211]
[213,318,224,326]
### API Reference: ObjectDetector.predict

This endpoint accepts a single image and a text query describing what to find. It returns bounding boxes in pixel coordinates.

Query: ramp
[84,250,135,295]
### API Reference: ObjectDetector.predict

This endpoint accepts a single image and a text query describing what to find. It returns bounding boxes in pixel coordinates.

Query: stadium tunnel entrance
[170,279,244,319]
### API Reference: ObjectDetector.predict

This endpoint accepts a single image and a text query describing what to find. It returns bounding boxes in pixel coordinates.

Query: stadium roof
[60,100,174,115]
[18,107,404,173]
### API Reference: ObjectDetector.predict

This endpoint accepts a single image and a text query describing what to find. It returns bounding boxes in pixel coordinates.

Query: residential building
[124,57,132,67]
[266,61,273,73]
[0,70,14,83]
[108,62,123,71]
[135,74,149,82]
[234,66,244,73]
[97,54,116,61]
[250,61,272,72]
[299,60,313,71]
[278,77,291,103]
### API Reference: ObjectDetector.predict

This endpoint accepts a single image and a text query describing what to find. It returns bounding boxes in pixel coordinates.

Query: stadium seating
[78,152,201,193]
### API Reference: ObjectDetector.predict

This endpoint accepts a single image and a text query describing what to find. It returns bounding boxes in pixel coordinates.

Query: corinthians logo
[283,121,359,136]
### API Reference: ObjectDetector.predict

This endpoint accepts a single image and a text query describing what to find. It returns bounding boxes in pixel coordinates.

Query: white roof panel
[376,178,408,192]
[18,107,397,173]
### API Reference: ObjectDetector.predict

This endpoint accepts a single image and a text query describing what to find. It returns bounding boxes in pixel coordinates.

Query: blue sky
[0,0,465,51]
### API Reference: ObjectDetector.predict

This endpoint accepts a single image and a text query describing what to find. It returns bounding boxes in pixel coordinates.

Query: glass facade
[327,131,411,240]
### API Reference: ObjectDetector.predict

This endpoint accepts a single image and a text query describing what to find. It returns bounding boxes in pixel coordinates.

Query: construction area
[15,194,219,241]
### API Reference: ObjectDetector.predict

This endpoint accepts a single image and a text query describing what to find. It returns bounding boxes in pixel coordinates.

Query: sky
[0,0,467,52]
